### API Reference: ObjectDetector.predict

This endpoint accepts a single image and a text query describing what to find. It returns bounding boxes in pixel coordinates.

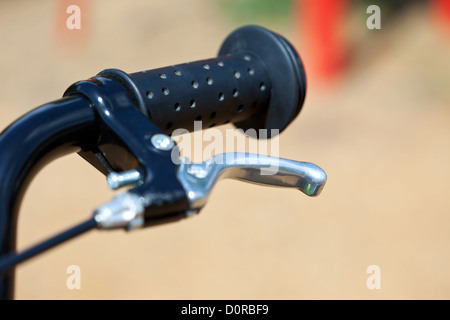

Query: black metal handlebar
[0,96,96,299]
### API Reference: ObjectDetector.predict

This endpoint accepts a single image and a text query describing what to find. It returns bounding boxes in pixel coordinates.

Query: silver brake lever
[177,153,327,210]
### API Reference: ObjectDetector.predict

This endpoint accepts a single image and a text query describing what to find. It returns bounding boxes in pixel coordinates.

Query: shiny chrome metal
[151,133,175,151]
[177,153,327,209]
[93,193,145,230]
[106,169,143,190]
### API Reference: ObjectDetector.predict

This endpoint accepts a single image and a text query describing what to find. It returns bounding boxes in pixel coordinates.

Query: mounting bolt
[151,134,175,151]
[107,169,142,190]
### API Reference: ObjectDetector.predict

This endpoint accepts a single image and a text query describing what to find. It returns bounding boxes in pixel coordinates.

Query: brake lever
[177,153,327,211]
[93,151,326,231]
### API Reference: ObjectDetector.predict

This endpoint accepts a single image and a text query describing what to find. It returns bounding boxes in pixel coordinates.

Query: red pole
[295,0,350,84]
[431,0,450,36]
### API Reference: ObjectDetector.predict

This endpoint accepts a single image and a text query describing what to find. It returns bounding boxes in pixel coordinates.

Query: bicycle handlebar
[0,25,316,299]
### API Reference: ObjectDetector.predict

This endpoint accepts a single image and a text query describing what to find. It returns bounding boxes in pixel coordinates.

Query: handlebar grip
[98,25,306,138]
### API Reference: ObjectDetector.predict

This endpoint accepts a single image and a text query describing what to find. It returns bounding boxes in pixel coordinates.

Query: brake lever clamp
[65,78,191,230]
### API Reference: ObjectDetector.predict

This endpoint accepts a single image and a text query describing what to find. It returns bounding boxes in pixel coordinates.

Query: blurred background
[1,0,450,299]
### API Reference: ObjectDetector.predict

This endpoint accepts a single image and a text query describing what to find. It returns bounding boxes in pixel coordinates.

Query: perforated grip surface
[98,25,306,137]
[129,52,271,134]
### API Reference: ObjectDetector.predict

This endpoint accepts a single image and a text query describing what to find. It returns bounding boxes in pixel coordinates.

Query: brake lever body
[177,153,327,210]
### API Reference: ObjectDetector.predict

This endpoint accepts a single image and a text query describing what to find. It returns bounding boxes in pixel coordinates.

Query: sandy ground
[0,0,450,299]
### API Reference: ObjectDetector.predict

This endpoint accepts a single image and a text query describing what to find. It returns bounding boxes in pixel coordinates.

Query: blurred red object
[432,0,450,35]
[295,0,350,84]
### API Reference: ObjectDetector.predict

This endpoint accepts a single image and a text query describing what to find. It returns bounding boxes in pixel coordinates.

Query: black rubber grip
[127,52,269,133]
[98,25,306,138]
